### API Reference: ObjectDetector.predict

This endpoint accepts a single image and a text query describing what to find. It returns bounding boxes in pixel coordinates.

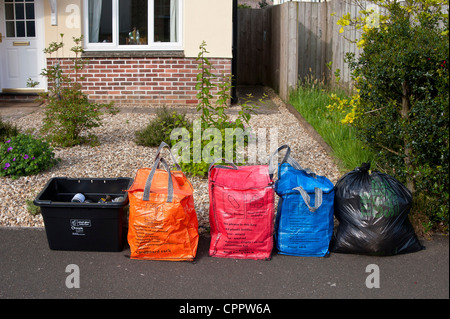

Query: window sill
[81,50,185,58]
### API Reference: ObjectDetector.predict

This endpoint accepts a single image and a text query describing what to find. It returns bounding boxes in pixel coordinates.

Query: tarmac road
[0,227,448,303]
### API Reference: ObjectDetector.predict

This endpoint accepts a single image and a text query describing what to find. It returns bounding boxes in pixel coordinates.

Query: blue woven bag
[274,160,334,257]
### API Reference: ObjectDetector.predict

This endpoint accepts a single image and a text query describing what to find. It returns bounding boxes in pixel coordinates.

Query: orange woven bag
[127,143,199,261]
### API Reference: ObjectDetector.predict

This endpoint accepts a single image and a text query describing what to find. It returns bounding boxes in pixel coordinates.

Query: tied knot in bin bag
[208,145,292,260]
[274,159,335,257]
[331,162,424,256]
[127,142,199,261]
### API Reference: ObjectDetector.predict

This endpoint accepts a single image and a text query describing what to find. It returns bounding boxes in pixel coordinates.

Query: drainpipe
[231,0,238,105]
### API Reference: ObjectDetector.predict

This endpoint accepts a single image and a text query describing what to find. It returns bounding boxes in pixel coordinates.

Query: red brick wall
[46,57,232,106]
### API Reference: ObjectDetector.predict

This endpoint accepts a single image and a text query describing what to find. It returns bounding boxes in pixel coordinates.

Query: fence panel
[237,1,365,100]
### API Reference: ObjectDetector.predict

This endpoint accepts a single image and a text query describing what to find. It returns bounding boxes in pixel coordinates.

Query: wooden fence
[237,0,365,100]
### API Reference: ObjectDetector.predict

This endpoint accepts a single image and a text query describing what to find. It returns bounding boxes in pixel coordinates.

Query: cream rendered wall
[43,0,232,58]
[44,0,82,58]
[183,0,233,58]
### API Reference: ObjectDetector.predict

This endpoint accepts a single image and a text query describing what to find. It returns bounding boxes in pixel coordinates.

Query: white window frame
[82,0,183,51]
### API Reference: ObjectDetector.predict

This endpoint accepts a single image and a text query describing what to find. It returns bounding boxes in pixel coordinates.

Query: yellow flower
[357,39,365,48]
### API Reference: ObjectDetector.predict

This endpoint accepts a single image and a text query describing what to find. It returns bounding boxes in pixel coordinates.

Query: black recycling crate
[34,177,133,252]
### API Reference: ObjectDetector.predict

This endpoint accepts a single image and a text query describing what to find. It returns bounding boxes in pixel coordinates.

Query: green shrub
[135,107,192,147]
[28,34,117,147]
[336,0,449,233]
[0,134,59,179]
[41,86,116,147]
[172,119,249,178]
[0,116,19,142]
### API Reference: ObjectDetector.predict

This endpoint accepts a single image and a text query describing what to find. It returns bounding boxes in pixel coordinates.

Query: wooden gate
[236,8,272,86]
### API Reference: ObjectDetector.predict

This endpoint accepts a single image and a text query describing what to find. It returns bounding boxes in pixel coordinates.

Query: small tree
[171,41,260,177]
[28,34,117,147]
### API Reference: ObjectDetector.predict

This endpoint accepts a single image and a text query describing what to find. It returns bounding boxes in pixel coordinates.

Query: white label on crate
[70,219,91,236]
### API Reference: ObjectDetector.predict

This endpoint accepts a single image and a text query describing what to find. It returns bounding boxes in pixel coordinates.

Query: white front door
[0,0,46,93]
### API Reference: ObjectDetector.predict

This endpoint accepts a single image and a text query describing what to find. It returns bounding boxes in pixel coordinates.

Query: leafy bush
[0,134,59,179]
[135,107,192,147]
[335,1,449,232]
[172,119,251,177]
[41,87,116,147]
[28,34,117,147]
[0,116,19,142]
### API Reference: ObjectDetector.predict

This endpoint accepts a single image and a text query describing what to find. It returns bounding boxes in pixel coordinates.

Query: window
[84,0,182,51]
[4,0,36,38]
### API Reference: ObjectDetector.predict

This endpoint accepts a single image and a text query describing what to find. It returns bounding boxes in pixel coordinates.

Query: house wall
[42,0,233,105]
[184,0,233,58]
[44,0,83,58]
[47,57,231,105]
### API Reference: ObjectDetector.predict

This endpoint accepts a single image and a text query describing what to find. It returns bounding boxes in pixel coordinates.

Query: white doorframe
[0,0,46,93]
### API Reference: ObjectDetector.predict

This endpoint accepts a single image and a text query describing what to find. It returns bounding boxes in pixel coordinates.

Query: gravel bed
[0,92,341,234]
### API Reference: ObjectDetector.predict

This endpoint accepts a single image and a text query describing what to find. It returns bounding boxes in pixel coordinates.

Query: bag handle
[286,156,316,177]
[143,157,174,202]
[268,145,291,178]
[154,141,182,171]
[293,186,322,212]
[208,157,238,173]
[268,145,316,177]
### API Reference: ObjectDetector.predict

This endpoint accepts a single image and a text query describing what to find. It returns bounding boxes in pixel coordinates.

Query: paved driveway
[0,227,447,302]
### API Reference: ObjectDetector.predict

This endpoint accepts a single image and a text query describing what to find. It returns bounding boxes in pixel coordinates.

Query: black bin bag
[331,163,424,256]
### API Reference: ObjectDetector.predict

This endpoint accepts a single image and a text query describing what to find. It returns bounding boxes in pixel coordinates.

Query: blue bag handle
[280,155,317,178]
[268,145,292,179]
[293,186,323,212]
